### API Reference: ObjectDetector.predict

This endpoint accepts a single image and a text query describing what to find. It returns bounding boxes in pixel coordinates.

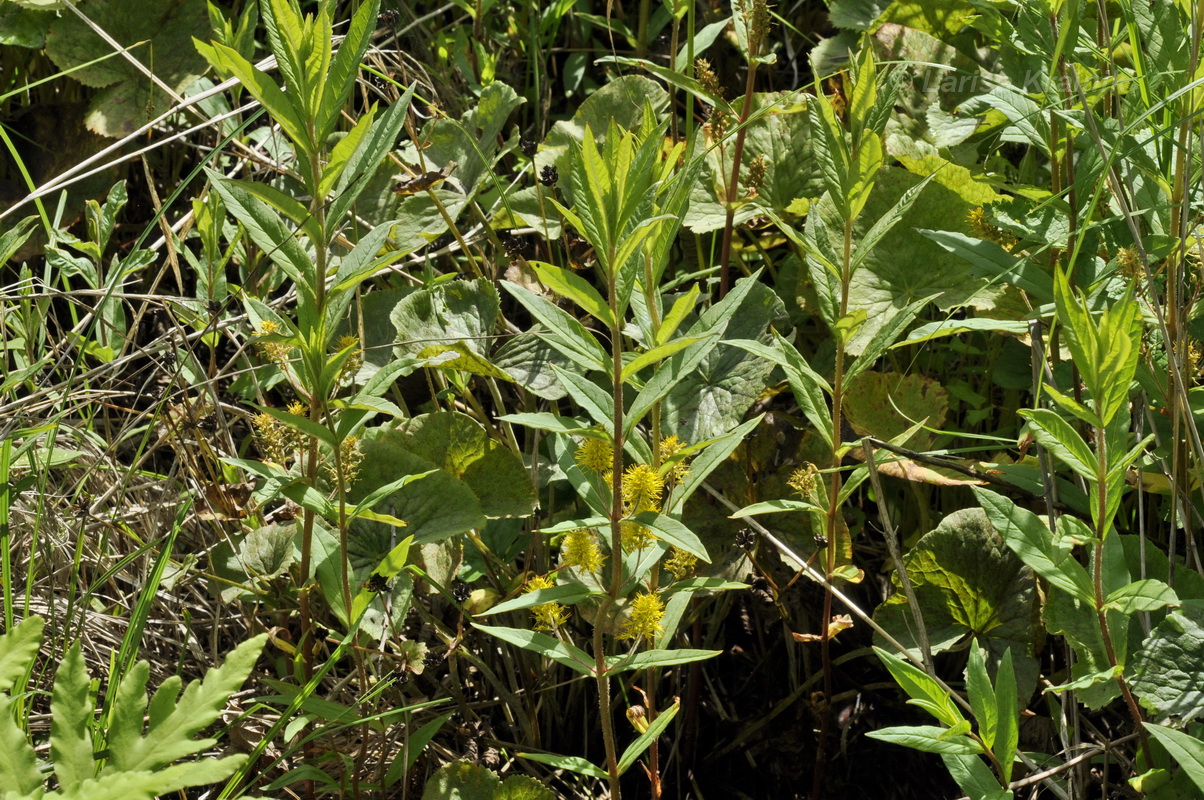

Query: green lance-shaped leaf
[1104,579,1179,614]
[866,726,984,755]
[873,647,968,729]
[1019,408,1098,482]
[473,625,594,676]
[973,487,1095,605]
[965,645,998,751]
[1145,723,1204,795]
[529,260,614,329]
[315,0,378,140]
[993,648,1018,784]
[617,700,681,776]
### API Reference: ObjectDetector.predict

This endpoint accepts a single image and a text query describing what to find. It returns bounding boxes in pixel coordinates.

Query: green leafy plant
[0,616,266,799]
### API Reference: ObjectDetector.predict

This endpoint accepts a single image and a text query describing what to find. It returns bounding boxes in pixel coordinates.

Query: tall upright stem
[1092,430,1153,765]
[596,259,625,799]
[811,216,853,799]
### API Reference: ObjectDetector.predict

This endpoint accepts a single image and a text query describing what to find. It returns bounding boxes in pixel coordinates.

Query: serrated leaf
[0,695,40,795]
[0,616,43,693]
[102,634,266,774]
[50,644,95,791]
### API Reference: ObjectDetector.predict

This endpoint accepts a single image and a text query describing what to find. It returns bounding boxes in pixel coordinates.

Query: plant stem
[718,64,759,297]
[597,257,625,799]
[1092,427,1152,766]
[812,215,853,799]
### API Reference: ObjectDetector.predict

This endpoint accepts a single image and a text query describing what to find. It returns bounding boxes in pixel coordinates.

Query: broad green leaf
[473,625,593,676]
[354,412,535,525]
[421,81,522,196]
[1019,408,1098,481]
[844,371,947,450]
[663,281,784,443]
[865,725,983,755]
[617,700,680,775]
[874,509,1038,697]
[1105,579,1179,614]
[973,487,1095,604]
[418,759,557,800]
[45,0,209,138]
[529,260,615,329]
[1132,606,1204,719]
[237,523,295,579]
[391,278,502,374]
[0,616,43,692]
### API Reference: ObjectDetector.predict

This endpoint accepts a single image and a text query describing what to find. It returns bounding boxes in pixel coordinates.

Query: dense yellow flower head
[622,464,663,513]
[562,528,605,574]
[619,591,665,640]
[574,435,612,473]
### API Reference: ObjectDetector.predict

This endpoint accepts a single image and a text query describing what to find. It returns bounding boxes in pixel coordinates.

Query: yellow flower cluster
[619,591,665,640]
[664,547,698,580]
[561,528,605,574]
[254,320,291,365]
[525,574,568,630]
[788,463,819,497]
[336,335,363,385]
[574,434,611,473]
[658,435,691,487]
